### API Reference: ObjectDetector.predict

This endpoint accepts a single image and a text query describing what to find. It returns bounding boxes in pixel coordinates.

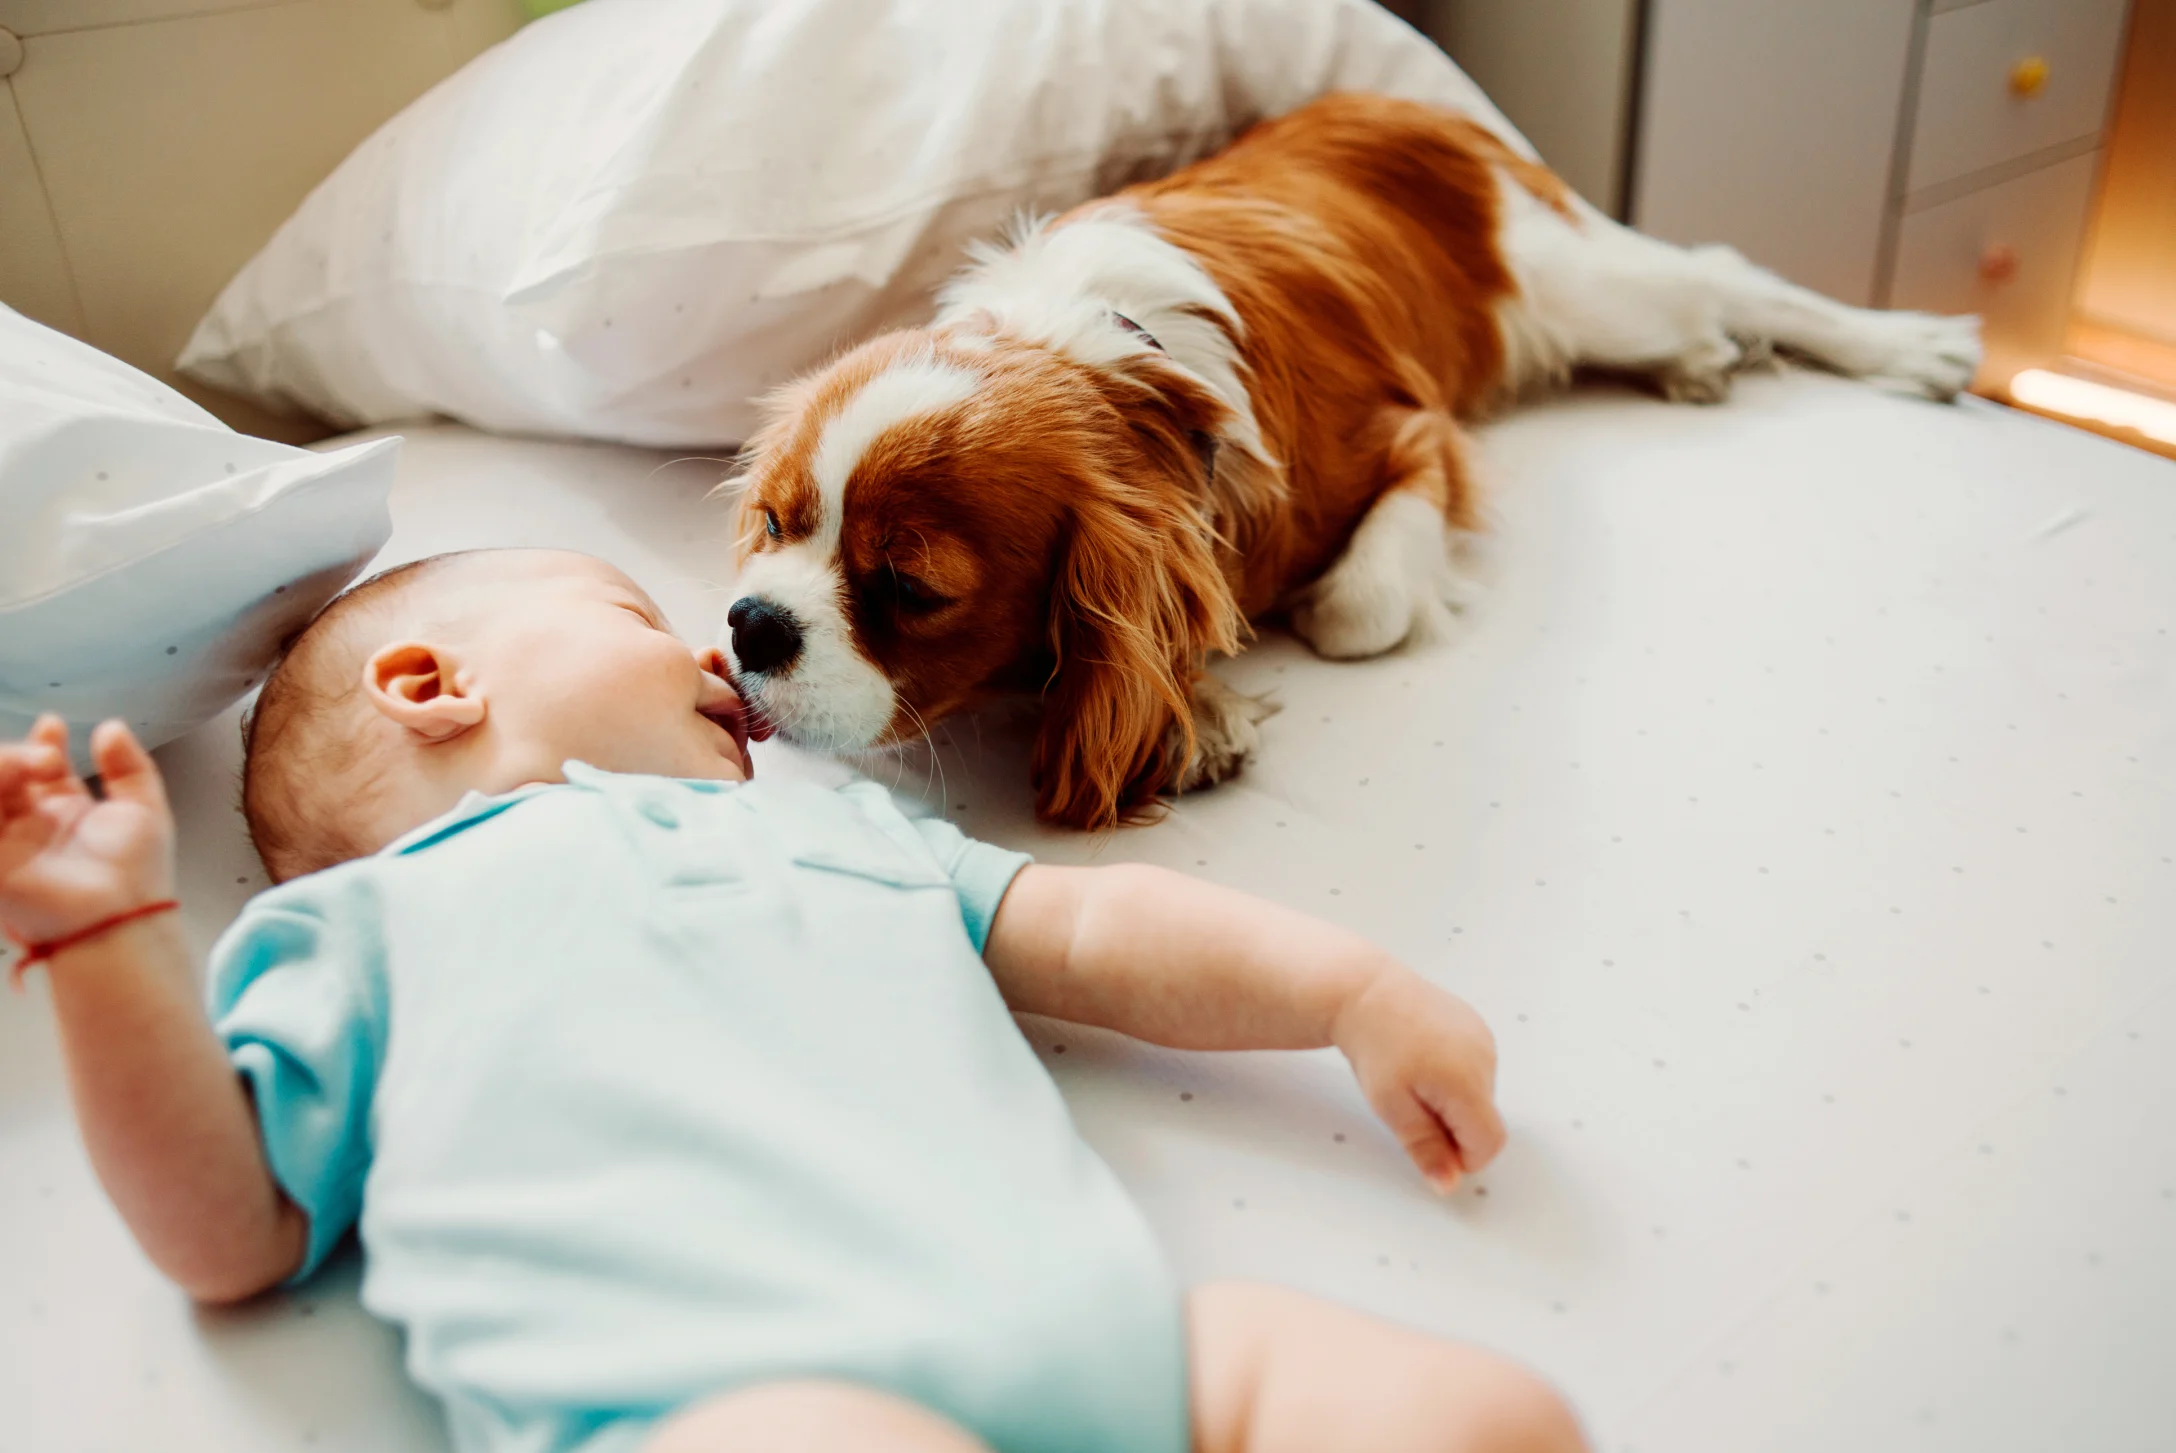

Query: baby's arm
[1,717,305,1302]
[985,863,1504,1192]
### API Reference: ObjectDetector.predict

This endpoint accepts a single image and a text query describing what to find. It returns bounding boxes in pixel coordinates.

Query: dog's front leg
[1169,671,1277,794]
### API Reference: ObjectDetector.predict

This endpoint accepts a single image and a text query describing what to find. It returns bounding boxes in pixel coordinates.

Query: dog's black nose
[727,597,804,676]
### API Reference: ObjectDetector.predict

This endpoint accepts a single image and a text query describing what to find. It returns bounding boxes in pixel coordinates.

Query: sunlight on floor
[2009,368,2176,450]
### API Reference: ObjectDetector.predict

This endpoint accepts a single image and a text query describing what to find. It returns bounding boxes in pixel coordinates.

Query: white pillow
[179,0,1523,448]
[0,306,397,771]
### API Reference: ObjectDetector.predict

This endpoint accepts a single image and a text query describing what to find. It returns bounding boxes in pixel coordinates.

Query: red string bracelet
[5,899,180,990]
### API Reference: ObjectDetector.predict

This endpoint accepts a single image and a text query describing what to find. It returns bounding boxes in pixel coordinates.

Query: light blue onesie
[206,764,1189,1453]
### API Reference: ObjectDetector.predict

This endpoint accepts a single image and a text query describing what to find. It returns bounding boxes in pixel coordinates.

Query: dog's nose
[727,597,804,675]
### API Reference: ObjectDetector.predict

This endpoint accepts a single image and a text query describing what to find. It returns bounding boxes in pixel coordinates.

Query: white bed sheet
[6,372,2173,1453]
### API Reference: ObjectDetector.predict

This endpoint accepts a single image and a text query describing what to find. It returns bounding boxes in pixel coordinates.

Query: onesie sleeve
[203,870,388,1283]
[905,812,1033,955]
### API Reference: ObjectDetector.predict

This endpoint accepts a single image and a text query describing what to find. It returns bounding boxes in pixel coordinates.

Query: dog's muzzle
[726,596,804,676]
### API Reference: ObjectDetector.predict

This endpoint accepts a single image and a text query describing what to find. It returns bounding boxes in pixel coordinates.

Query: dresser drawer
[1889,152,2099,387]
[1906,0,2130,194]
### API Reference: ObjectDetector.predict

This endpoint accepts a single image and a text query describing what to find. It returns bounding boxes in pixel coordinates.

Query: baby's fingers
[90,721,168,814]
[1419,1073,1508,1178]
[23,716,86,798]
[1370,1082,1468,1195]
[0,737,73,817]
[29,714,69,754]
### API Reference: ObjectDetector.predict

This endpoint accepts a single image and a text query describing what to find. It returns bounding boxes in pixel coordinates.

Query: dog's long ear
[1033,469,1242,830]
[722,371,827,555]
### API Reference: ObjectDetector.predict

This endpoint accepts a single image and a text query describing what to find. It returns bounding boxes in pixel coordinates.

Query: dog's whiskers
[897,700,949,812]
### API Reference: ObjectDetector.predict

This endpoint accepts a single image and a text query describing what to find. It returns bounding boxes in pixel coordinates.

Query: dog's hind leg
[1492,187,1980,404]
[1289,409,1477,661]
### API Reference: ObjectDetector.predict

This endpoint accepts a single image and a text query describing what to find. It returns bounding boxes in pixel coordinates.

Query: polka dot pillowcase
[0,305,397,772]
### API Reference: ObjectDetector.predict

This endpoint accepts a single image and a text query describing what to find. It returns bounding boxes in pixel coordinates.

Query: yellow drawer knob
[2010,56,2049,97]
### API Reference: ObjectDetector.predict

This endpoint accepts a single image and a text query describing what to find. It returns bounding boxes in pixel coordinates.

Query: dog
[720,93,1979,830]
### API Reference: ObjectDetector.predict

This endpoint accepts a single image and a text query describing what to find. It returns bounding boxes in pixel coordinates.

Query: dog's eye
[889,571,948,614]
[762,507,782,541]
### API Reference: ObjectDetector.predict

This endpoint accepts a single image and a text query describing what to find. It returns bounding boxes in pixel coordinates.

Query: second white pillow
[178,0,1522,448]
[1,306,396,771]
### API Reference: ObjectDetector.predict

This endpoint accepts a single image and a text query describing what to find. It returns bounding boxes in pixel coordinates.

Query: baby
[1,548,1585,1453]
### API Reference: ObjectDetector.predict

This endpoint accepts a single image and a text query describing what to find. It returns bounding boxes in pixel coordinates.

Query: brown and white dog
[721,94,1978,829]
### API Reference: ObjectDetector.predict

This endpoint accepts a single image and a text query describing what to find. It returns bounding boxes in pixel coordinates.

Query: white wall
[0,0,525,440]
[1429,0,1642,216]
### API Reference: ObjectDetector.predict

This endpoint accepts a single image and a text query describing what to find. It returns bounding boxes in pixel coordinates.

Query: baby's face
[257,550,762,876]
[451,553,756,787]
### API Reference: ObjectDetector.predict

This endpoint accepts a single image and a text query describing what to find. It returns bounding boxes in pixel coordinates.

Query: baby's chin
[667,732,754,784]
[693,752,753,783]
[704,726,756,782]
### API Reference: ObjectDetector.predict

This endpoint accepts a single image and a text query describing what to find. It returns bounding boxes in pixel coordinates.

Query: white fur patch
[936,207,1273,471]
[1494,180,1979,402]
[1289,490,1465,660]
[809,359,980,542]
[724,543,895,750]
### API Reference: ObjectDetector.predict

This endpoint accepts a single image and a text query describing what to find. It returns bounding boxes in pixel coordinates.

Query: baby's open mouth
[699,682,775,772]
[698,696,759,772]
[733,691,777,744]
[717,669,777,745]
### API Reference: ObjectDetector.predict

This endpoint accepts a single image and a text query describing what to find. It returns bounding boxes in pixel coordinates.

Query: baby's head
[243,549,755,882]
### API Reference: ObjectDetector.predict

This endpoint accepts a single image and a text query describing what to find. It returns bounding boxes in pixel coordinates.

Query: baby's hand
[1332,964,1506,1194]
[0,717,176,950]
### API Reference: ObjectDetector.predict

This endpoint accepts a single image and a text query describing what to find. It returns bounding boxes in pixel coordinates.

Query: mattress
[7,370,2173,1452]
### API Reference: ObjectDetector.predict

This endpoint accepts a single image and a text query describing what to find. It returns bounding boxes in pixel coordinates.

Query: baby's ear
[363,642,486,742]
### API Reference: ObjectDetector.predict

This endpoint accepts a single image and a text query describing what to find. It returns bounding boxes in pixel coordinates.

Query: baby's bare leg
[645,1381,988,1453]
[1189,1284,1587,1453]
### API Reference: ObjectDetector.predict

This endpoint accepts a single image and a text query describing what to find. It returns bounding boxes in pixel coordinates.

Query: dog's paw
[1291,492,1462,661]
[1849,312,1982,400]
[1655,332,1744,404]
[1291,567,1413,660]
[1734,334,1780,373]
[1173,675,1274,793]
[1294,494,1475,660]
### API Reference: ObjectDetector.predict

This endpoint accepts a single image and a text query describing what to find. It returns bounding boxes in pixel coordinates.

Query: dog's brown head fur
[726,327,1241,828]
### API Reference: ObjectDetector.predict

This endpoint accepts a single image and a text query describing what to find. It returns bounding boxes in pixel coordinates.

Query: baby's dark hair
[242,552,475,883]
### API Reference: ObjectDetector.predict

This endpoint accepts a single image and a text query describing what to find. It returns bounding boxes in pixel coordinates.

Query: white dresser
[1881,0,2135,386]
[1438,0,2136,392]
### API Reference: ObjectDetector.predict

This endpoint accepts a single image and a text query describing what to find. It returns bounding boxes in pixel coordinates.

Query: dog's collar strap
[1111,310,1218,483]
[1111,310,1164,352]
